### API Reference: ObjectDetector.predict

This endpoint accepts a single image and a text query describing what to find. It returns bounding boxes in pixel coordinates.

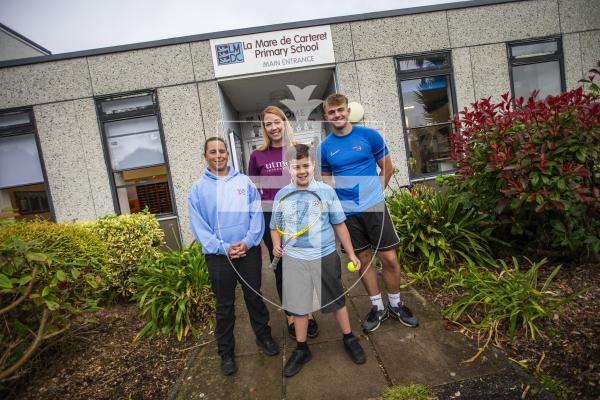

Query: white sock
[369,293,385,311]
[388,292,401,308]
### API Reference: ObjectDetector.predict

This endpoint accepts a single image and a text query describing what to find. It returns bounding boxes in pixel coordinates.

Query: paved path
[171,251,514,400]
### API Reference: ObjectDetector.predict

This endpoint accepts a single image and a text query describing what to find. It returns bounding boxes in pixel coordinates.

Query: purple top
[247,146,291,204]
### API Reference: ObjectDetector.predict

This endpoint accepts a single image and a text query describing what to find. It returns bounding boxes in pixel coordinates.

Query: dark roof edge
[0,0,519,69]
[0,22,52,55]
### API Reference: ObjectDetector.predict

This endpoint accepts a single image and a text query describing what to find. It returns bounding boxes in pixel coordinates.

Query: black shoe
[288,322,296,339]
[343,335,366,364]
[387,303,419,327]
[307,318,319,338]
[256,336,280,356]
[220,355,237,376]
[361,306,389,333]
[283,348,312,377]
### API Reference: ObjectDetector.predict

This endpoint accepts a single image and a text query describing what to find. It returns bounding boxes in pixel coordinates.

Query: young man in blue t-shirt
[271,143,366,377]
[319,93,419,333]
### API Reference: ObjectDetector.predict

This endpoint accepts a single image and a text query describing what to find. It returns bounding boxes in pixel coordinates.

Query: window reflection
[400,76,452,128]
[397,53,455,179]
[513,61,562,100]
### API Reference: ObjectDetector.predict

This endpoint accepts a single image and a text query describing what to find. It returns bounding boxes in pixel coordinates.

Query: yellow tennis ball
[347,261,357,272]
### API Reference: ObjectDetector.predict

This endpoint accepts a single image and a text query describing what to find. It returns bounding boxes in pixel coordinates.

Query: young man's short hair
[286,143,314,165]
[323,93,348,112]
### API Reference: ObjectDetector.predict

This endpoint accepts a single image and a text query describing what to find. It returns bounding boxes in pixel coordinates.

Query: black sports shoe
[343,335,366,364]
[220,354,237,376]
[283,348,312,377]
[387,303,419,327]
[256,336,280,356]
[288,322,296,339]
[362,306,389,333]
[307,318,320,338]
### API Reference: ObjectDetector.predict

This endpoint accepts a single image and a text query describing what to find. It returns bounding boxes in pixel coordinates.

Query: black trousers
[262,211,291,316]
[205,246,271,357]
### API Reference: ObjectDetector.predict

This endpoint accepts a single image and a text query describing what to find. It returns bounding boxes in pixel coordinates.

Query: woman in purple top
[247,105,319,339]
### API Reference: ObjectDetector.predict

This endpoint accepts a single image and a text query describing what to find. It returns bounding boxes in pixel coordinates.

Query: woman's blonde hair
[257,105,295,151]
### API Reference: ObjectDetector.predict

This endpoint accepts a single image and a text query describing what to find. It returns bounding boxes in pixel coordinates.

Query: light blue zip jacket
[188,166,264,255]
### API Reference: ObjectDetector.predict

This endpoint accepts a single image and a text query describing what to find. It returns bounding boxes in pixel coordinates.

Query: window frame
[95,90,178,219]
[395,51,458,182]
[507,36,566,102]
[0,107,54,220]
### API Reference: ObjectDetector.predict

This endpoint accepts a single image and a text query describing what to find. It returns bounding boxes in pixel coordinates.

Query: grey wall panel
[34,99,114,222]
[350,12,449,60]
[197,81,224,139]
[563,33,584,90]
[190,40,216,82]
[355,57,410,188]
[0,58,92,109]
[87,44,195,95]
[470,43,511,101]
[336,62,361,104]
[452,47,476,112]
[448,0,560,48]
[559,0,600,34]
[580,30,600,77]
[158,84,206,246]
[331,23,355,63]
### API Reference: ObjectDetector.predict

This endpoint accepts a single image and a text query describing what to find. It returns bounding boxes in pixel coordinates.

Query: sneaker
[283,348,312,377]
[343,335,366,364]
[287,322,296,339]
[307,318,320,338]
[362,306,389,333]
[387,303,419,327]
[220,354,237,376]
[256,336,280,356]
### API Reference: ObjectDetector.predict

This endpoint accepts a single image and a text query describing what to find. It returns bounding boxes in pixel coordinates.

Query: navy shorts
[344,200,400,253]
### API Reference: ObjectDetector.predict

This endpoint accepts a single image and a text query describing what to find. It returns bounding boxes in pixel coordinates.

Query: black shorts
[344,200,400,253]
[282,251,346,316]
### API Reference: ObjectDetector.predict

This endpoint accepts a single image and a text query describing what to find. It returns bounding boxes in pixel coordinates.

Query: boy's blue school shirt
[270,179,346,260]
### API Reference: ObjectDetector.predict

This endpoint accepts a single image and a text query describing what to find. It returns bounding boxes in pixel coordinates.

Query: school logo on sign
[215,42,244,65]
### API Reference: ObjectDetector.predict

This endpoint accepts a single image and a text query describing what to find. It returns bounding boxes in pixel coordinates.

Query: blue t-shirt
[270,179,346,260]
[318,125,389,215]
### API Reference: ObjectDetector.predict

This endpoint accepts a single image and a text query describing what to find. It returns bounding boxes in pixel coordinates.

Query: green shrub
[0,219,110,286]
[445,257,577,342]
[0,237,102,380]
[83,212,164,298]
[386,188,493,286]
[449,66,600,257]
[131,241,214,341]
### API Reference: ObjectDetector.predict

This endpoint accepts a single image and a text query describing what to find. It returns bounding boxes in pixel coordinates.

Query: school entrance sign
[210,25,335,78]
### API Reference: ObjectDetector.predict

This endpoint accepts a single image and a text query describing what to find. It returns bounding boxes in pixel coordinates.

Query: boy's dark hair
[203,136,227,155]
[286,143,314,164]
[323,93,348,111]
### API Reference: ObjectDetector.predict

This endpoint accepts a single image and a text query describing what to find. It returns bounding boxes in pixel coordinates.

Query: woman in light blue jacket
[188,137,279,376]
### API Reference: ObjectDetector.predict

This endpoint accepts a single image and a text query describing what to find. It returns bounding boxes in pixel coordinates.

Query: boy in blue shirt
[271,143,366,377]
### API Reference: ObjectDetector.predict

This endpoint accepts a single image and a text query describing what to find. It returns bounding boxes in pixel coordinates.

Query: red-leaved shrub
[448,63,600,257]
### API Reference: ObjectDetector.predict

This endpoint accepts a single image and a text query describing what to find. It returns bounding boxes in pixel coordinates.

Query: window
[97,92,180,249]
[396,53,456,179]
[508,38,565,101]
[0,109,52,219]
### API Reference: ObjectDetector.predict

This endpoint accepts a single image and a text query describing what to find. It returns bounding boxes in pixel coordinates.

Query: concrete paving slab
[174,350,283,400]
[283,339,387,400]
[301,308,364,345]
[365,286,507,386]
[173,248,516,400]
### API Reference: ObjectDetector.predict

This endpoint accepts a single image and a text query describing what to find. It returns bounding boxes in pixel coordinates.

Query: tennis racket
[270,190,323,270]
